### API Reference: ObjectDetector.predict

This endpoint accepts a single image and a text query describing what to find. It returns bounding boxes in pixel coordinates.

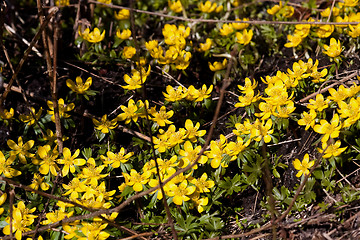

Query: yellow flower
[267,2,282,15]
[320,7,339,18]
[313,114,342,143]
[293,154,314,177]
[151,106,174,126]
[219,23,234,36]
[57,148,86,177]
[123,169,151,192]
[0,151,21,178]
[102,148,133,168]
[116,29,131,39]
[163,85,187,102]
[66,76,92,94]
[206,136,227,168]
[41,210,74,225]
[194,197,209,213]
[79,158,108,187]
[145,40,159,51]
[197,38,213,52]
[280,5,294,18]
[122,66,150,90]
[175,50,192,70]
[117,99,139,124]
[323,38,342,58]
[315,24,334,38]
[348,23,360,38]
[3,201,37,240]
[318,140,347,159]
[55,0,69,6]
[115,9,130,20]
[93,114,118,134]
[184,119,206,142]
[327,85,350,103]
[0,108,14,120]
[209,58,227,71]
[225,137,250,160]
[236,29,253,45]
[0,193,7,215]
[190,172,215,193]
[7,137,35,164]
[80,222,110,240]
[179,141,208,169]
[307,94,329,112]
[238,78,258,93]
[19,107,42,126]
[274,101,296,118]
[287,62,309,80]
[255,101,275,120]
[97,0,111,4]
[235,89,260,107]
[122,46,136,59]
[167,180,196,205]
[29,173,50,191]
[199,1,218,13]
[79,27,105,43]
[342,0,359,7]
[250,119,274,143]
[47,98,75,122]
[294,23,311,38]
[32,145,59,176]
[298,110,317,130]
[232,18,249,30]
[284,34,303,48]
[168,0,182,13]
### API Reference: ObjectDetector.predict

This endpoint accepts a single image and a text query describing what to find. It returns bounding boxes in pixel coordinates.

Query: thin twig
[88,0,359,26]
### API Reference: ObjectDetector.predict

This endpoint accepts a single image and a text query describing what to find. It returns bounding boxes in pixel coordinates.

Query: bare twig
[88,0,359,26]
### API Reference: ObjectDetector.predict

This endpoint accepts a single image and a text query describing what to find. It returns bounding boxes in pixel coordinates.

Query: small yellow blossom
[232,18,249,30]
[92,114,118,134]
[122,46,136,59]
[316,24,334,38]
[323,38,342,58]
[313,114,342,143]
[47,98,75,122]
[209,59,227,71]
[168,0,183,13]
[116,29,131,39]
[199,1,219,13]
[66,76,92,94]
[29,173,50,191]
[7,137,35,164]
[197,38,213,52]
[79,27,105,43]
[318,141,347,159]
[0,108,14,120]
[293,154,314,177]
[19,107,42,126]
[298,110,317,130]
[219,23,234,36]
[236,29,253,45]
[284,34,303,48]
[115,9,130,20]
[55,0,69,6]
[167,180,196,205]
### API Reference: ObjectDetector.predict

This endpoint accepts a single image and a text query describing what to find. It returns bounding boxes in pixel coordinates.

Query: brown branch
[51,15,63,153]
[87,0,359,26]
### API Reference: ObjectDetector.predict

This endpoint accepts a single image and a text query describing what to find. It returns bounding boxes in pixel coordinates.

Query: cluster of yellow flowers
[283,0,360,55]
[145,24,192,70]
